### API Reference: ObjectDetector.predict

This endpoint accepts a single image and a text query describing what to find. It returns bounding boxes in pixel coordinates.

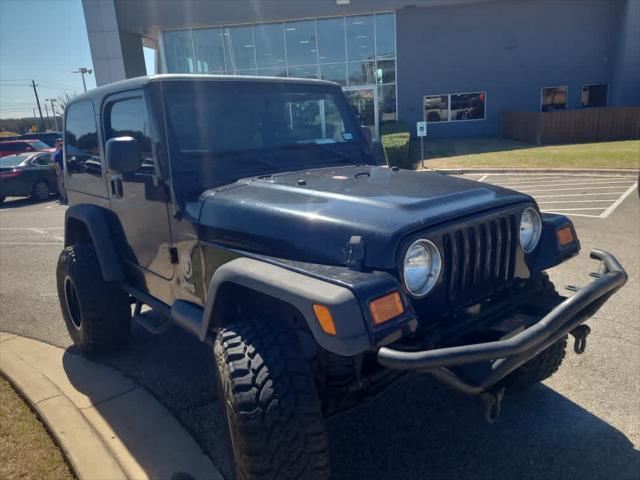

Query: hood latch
[346,235,366,270]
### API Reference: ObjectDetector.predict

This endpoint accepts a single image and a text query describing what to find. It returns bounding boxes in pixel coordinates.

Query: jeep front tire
[56,244,131,353]
[214,317,330,480]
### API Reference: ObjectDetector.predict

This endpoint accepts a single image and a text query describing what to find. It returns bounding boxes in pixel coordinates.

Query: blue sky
[0,1,105,120]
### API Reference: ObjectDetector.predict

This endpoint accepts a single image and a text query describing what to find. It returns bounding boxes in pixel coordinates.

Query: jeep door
[103,91,175,281]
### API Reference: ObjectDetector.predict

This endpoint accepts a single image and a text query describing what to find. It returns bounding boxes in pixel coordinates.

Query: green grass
[420,139,640,170]
[0,378,73,480]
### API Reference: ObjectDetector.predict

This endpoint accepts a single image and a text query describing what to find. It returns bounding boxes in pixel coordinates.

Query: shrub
[380,121,412,169]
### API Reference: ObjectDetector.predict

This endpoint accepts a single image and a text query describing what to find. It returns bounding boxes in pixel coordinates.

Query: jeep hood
[197,165,531,269]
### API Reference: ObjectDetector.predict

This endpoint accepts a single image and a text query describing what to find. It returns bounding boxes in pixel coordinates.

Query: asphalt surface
[1,173,639,480]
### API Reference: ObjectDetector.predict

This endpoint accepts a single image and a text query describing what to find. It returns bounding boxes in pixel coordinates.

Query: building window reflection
[163,12,397,129]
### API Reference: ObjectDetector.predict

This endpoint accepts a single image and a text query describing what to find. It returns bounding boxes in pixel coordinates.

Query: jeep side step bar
[377,249,627,396]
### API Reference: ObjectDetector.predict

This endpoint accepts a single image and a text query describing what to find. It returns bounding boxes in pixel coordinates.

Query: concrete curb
[419,167,639,175]
[0,332,222,480]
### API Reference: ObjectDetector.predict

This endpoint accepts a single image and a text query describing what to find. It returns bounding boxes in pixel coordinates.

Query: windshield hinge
[169,247,179,264]
[345,236,366,270]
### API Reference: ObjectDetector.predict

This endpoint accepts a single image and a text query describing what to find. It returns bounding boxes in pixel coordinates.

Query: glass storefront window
[375,59,395,84]
[224,25,256,71]
[164,30,195,73]
[163,13,396,138]
[193,28,225,73]
[375,13,395,59]
[346,15,375,61]
[285,20,317,66]
[347,61,375,86]
[317,17,346,64]
[257,67,287,77]
[378,84,396,123]
[320,63,347,86]
[254,23,286,68]
[425,95,449,122]
[288,65,319,79]
[451,92,486,120]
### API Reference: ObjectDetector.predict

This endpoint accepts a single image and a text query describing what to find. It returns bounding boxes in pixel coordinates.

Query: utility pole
[44,103,52,131]
[46,98,59,131]
[31,80,44,128]
[72,67,92,92]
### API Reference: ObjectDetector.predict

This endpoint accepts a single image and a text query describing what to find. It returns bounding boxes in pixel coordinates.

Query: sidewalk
[0,332,222,480]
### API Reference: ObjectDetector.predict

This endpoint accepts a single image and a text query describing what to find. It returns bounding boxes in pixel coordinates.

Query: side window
[65,101,101,177]
[106,97,154,174]
[33,155,52,166]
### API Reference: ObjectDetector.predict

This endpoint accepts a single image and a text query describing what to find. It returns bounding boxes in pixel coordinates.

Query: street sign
[416,121,427,137]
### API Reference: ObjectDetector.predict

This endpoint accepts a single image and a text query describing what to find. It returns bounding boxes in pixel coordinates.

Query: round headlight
[520,207,542,253]
[403,239,442,297]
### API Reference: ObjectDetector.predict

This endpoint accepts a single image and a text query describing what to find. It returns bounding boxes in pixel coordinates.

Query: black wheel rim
[34,181,49,200]
[64,277,82,330]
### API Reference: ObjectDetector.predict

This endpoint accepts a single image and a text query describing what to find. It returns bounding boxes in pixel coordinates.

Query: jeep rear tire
[56,244,131,353]
[214,317,330,480]
[501,273,567,388]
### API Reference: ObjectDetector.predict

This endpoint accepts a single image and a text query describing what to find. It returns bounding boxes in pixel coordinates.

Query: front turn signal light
[369,292,404,325]
[556,226,574,246]
[313,304,336,335]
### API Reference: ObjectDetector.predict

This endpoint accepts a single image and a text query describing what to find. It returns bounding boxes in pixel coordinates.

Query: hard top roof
[69,74,340,105]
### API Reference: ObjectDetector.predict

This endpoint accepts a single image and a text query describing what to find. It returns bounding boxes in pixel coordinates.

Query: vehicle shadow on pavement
[328,374,640,480]
[0,197,58,209]
[61,327,639,480]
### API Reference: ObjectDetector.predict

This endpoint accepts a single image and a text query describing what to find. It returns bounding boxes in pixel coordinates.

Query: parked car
[0,139,54,157]
[56,75,627,480]
[21,132,63,147]
[0,151,58,202]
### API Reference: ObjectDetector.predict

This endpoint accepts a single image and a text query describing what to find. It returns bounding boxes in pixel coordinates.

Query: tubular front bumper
[377,249,627,395]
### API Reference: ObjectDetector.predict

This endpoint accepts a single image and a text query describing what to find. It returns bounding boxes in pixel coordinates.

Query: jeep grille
[442,213,518,305]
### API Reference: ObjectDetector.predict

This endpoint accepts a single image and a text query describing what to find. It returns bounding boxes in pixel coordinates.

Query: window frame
[102,91,159,178]
[581,83,608,108]
[423,91,487,123]
[540,85,568,112]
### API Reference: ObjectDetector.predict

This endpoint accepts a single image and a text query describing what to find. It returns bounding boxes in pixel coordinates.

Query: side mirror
[106,136,141,174]
[360,126,373,149]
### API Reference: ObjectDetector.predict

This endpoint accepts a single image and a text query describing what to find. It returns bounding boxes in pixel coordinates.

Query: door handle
[110,175,123,198]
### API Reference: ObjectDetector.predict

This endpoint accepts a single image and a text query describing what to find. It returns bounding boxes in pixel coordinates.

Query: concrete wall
[396,0,621,137]
[83,0,146,86]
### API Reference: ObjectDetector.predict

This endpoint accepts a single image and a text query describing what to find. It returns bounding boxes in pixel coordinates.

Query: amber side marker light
[313,304,336,335]
[369,292,404,326]
[556,226,574,246]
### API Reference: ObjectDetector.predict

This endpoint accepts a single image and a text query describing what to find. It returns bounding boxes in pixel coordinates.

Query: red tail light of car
[0,169,22,178]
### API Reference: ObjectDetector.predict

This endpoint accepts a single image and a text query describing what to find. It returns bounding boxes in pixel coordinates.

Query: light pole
[46,98,59,131]
[72,67,93,92]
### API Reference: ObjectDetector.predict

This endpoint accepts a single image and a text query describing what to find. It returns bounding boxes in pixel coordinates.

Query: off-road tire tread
[502,273,567,389]
[214,318,330,480]
[56,244,130,352]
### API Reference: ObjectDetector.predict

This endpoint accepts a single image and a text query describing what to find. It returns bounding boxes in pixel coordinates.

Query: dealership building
[83,0,639,139]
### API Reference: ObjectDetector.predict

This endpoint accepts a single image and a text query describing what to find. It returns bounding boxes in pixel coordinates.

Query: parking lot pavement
[463,172,639,218]
[1,178,639,479]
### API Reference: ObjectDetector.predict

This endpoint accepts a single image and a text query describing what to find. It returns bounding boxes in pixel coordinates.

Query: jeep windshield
[163,80,371,197]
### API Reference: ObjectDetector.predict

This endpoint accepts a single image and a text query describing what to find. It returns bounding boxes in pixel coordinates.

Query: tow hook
[480,388,505,423]
[570,324,591,354]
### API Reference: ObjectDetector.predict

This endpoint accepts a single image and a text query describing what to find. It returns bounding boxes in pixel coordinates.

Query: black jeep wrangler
[57,75,626,479]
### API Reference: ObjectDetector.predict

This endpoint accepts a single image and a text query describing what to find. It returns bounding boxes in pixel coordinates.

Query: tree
[56,91,78,113]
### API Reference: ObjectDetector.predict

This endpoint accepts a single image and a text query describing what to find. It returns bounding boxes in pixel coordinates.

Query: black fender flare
[64,204,124,282]
[201,257,372,356]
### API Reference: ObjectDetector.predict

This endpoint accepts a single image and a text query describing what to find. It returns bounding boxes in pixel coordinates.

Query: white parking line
[519,185,631,193]
[465,172,638,219]
[502,180,635,189]
[537,199,618,204]
[600,182,639,218]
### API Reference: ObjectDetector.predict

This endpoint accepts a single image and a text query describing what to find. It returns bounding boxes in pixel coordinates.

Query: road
[1,173,639,479]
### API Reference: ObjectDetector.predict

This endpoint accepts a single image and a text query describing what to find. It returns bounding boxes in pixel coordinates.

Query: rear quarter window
[65,100,108,197]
